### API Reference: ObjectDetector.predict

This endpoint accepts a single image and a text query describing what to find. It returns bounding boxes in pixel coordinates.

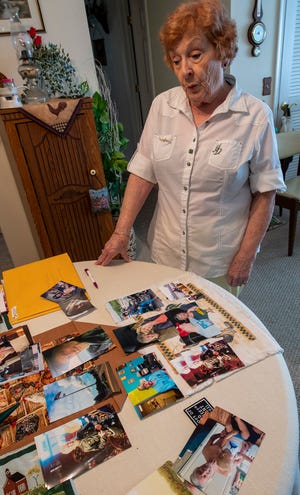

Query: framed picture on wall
[0,0,45,35]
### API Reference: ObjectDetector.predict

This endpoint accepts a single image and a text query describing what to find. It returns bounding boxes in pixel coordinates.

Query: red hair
[159,0,238,68]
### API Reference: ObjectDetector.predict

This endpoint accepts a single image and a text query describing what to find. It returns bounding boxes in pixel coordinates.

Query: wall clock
[248,0,267,57]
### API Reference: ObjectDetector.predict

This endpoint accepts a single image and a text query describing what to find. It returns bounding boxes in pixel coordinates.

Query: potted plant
[92,63,136,258]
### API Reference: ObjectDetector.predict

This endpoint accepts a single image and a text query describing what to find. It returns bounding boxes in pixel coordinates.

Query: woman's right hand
[96,233,131,266]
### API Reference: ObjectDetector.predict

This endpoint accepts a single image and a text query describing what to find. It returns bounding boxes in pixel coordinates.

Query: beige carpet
[239,209,300,415]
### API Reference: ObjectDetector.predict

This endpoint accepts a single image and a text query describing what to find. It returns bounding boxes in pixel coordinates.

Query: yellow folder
[3,253,85,324]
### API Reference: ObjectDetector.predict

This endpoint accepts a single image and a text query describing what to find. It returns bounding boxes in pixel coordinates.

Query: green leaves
[32,42,89,98]
[92,90,129,215]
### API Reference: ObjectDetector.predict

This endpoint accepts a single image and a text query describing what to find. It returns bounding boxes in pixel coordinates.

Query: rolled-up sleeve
[249,110,286,194]
[127,96,159,184]
[127,148,157,184]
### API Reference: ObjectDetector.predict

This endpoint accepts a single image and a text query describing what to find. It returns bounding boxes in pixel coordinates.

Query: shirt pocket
[208,140,242,170]
[153,134,176,161]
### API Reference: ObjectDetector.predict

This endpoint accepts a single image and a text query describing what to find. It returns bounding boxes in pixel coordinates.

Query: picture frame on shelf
[0,0,45,36]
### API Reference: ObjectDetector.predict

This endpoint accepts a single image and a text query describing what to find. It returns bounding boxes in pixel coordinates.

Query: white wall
[0,0,98,266]
[230,0,281,108]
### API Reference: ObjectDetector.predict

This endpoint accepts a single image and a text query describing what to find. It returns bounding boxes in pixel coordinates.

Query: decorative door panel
[0,98,114,261]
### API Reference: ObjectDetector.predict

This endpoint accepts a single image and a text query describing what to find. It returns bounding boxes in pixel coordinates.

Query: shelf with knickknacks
[10,11,88,104]
[279,102,297,133]
[92,61,136,259]
[10,9,48,105]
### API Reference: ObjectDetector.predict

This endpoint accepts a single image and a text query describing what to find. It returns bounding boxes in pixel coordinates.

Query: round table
[26,260,299,495]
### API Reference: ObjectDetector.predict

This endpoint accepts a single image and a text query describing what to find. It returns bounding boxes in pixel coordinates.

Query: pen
[84,268,99,289]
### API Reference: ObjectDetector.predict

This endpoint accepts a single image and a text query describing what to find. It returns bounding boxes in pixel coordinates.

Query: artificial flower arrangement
[27,27,88,98]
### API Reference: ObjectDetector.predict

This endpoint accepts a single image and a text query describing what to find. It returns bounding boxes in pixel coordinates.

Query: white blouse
[128,77,286,278]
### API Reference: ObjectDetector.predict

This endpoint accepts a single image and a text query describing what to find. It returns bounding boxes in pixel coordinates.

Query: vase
[18,58,48,104]
[10,9,48,104]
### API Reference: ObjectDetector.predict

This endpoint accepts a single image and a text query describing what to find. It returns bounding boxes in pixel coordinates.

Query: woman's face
[139,322,154,334]
[169,33,224,107]
[142,332,159,342]
[59,340,87,357]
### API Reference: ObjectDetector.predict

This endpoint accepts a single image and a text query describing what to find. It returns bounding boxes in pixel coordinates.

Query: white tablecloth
[25,260,300,495]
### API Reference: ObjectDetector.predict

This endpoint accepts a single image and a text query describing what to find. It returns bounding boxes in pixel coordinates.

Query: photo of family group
[173,406,265,495]
[170,338,245,388]
[113,300,225,355]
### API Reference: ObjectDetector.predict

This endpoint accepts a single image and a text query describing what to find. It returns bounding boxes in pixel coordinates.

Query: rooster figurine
[47,101,67,117]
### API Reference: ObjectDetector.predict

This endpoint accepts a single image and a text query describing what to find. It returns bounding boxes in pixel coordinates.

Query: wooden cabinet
[0,98,114,262]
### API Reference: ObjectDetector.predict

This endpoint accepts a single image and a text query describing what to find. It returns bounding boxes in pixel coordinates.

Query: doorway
[84,0,154,160]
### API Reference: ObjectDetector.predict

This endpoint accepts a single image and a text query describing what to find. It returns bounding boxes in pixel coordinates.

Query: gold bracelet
[113,230,130,238]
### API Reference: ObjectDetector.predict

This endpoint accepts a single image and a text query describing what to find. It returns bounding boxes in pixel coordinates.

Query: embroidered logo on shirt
[212,143,223,155]
[159,136,172,143]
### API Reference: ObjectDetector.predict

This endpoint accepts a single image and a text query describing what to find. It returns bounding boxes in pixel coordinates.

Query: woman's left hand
[226,253,255,287]
[226,191,275,287]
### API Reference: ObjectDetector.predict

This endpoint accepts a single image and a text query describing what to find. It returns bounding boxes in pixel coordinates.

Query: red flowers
[34,35,42,48]
[28,26,36,38]
[28,26,42,48]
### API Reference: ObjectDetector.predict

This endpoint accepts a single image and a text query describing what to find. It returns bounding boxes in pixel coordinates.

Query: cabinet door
[2,100,114,261]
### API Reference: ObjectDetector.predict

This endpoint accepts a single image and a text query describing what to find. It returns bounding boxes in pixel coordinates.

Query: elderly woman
[97,0,285,295]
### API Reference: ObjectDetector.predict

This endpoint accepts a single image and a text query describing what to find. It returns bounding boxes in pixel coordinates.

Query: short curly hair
[159,0,238,68]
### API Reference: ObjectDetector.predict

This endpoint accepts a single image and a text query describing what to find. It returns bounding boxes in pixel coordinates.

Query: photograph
[170,338,245,388]
[42,326,115,378]
[0,325,33,357]
[0,0,45,35]
[0,371,50,450]
[41,281,95,320]
[173,406,265,495]
[0,337,17,367]
[113,299,226,356]
[0,343,44,385]
[106,288,164,323]
[159,280,205,302]
[113,312,176,354]
[15,406,47,441]
[126,460,197,495]
[44,362,121,423]
[164,302,222,344]
[117,352,184,419]
[35,406,131,489]
[0,443,77,495]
